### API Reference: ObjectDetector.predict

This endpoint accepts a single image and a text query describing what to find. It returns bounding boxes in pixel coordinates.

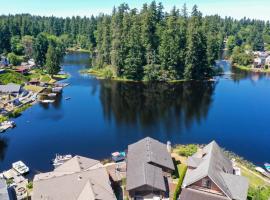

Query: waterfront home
[253,57,263,68]
[266,55,270,66]
[15,67,29,75]
[0,83,22,95]
[32,155,116,200]
[126,137,175,200]
[180,141,249,200]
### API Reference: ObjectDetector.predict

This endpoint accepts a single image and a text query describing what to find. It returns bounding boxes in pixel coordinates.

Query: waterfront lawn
[240,165,269,188]
[0,70,29,84]
[0,115,8,123]
[24,85,44,93]
[234,65,270,73]
[173,144,198,157]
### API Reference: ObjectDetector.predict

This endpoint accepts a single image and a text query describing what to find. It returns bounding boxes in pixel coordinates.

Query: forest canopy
[0,1,269,80]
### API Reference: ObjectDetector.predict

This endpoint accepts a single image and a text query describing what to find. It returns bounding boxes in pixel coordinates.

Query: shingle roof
[126,137,174,191]
[32,156,116,200]
[180,188,229,200]
[0,178,9,200]
[0,83,21,93]
[183,141,249,200]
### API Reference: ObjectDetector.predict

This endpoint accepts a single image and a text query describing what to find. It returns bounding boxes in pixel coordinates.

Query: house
[0,83,22,95]
[32,155,116,200]
[265,56,270,66]
[0,56,9,67]
[126,137,175,200]
[15,67,29,75]
[180,141,249,200]
[253,57,263,68]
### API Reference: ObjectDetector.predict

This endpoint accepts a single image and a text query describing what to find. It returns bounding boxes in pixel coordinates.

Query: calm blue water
[0,53,269,173]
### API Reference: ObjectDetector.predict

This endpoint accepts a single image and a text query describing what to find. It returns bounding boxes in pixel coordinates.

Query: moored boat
[52,154,72,167]
[47,93,57,97]
[12,161,29,175]
[52,87,63,93]
[0,121,16,132]
[264,163,270,172]
[111,151,126,162]
[40,99,55,103]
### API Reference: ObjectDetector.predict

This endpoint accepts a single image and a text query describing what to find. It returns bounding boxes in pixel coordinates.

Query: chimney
[167,141,172,153]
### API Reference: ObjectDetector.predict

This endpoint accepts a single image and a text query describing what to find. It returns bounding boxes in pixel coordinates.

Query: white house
[265,56,270,66]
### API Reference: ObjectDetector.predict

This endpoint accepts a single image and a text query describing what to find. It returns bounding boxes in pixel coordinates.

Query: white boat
[0,121,15,132]
[12,161,29,175]
[52,154,72,167]
[47,93,57,97]
[40,100,55,103]
[52,87,63,93]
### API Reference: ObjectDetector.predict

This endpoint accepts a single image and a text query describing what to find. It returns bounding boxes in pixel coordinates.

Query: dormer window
[202,178,211,189]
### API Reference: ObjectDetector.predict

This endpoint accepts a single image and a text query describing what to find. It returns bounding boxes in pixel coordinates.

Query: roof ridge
[88,176,116,197]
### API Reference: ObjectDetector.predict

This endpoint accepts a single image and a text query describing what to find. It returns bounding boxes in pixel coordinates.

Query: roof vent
[78,176,83,181]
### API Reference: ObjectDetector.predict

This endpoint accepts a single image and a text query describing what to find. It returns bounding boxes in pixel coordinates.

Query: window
[202,178,211,189]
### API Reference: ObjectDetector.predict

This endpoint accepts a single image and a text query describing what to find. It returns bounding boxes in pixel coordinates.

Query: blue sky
[0,0,269,20]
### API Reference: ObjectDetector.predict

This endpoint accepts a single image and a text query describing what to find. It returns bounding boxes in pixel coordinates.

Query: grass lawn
[24,85,44,93]
[0,115,8,123]
[239,165,269,188]
[0,70,29,84]
[234,65,270,73]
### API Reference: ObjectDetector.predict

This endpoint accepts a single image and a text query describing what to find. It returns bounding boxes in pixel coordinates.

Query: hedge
[173,164,187,200]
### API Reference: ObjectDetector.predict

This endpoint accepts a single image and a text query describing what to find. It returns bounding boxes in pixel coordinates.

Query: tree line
[0,2,269,79]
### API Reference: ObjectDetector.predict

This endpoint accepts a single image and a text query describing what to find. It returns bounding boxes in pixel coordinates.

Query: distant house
[32,155,116,200]
[253,57,264,68]
[265,56,270,66]
[15,67,29,75]
[126,137,175,200]
[180,141,249,200]
[0,83,21,95]
[0,56,9,67]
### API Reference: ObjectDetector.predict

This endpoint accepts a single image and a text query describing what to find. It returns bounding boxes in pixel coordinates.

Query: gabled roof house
[126,137,174,200]
[180,141,249,200]
[32,155,116,200]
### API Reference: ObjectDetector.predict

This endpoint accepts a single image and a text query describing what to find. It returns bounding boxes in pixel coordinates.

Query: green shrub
[7,52,23,66]
[103,67,114,79]
[8,104,31,118]
[0,115,8,123]
[173,164,187,200]
[248,186,270,200]
[27,181,33,189]
[175,144,198,157]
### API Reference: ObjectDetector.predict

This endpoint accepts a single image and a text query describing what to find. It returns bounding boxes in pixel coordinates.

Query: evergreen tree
[33,33,48,66]
[45,44,61,76]
[184,5,211,80]
[0,23,11,53]
[123,15,143,80]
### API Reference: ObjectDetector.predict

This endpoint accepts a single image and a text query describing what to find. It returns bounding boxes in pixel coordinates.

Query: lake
[0,53,269,173]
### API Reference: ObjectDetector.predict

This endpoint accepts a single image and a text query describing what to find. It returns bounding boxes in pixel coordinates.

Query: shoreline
[233,64,270,73]
[81,68,217,83]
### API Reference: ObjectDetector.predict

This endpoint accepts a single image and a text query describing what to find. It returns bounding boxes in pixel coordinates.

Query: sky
[0,0,269,21]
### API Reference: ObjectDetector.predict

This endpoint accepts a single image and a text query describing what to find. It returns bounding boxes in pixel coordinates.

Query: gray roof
[126,137,174,191]
[0,83,21,93]
[183,141,249,200]
[180,188,229,200]
[0,178,9,200]
[32,155,116,200]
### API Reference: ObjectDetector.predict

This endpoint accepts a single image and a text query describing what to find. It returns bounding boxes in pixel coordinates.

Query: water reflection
[0,137,8,161]
[99,80,216,131]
